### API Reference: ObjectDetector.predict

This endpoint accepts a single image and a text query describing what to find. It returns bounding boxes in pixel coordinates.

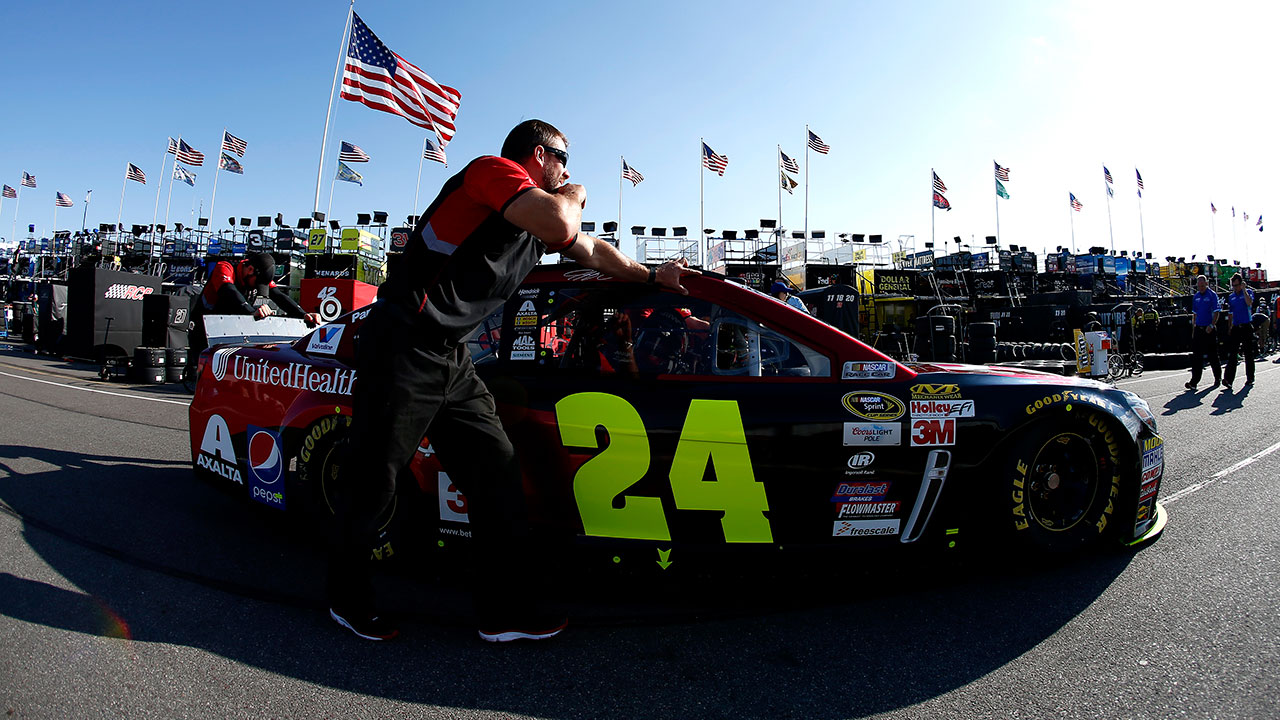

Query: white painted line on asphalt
[1117,364,1280,387]
[0,370,191,406]
[1162,439,1280,505]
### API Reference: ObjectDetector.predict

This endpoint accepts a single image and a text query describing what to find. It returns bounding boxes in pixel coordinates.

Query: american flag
[54,191,73,208]
[2,185,16,199]
[1135,168,1144,196]
[780,150,800,174]
[126,163,147,184]
[21,172,36,188]
[1211,203,1217,214]
[1258,215,1263,227]
[1070,193,1083,211]
[807,129,830,154]
[167,137,179,154]
[1243,211,1249,221]
[341,13,462,145]
[781,171,798,195]
[994,161,1010,181]
[702,142,729,176]
[1103,166,1113,184]
[177,139,205,166]
[932,171,947,194]
[339,141,370,163]
[621,158,644,186]
[423,137,447,166]
[221,130,248,157]
[1232,206,1236,217]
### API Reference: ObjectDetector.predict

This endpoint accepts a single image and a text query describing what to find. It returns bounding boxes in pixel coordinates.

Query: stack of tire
[968,322,997,364]
[916,315,957,362]
[991,341,1078,376]
[133,346,167,384]
[165,347,188,383]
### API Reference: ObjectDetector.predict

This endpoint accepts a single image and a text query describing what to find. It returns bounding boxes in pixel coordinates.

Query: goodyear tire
[294,415,406,563]
[1003,411,1126,552]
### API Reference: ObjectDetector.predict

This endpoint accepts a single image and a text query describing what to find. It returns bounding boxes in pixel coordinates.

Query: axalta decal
[230,355,357,395]
[842,361,896,380]
[103,284,156,300]
[909,383,961,400]
[514,299,538,327]
[197,414,242,484]
[843,422,902,446]
[910,399,975,418]
[1025,389,1109,416]
[841,392,906,421]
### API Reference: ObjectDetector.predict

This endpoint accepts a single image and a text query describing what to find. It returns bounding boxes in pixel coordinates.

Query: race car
[189,264,1167,569]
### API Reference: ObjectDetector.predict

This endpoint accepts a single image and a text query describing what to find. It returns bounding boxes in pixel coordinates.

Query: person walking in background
[1222,272,1256,391]
[1186,274,1221,390]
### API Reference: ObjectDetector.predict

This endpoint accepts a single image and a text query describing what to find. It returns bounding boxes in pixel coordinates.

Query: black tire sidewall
[1004,411,1125,552]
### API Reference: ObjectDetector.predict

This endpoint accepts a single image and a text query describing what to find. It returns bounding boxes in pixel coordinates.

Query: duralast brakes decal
[841,392,906,421]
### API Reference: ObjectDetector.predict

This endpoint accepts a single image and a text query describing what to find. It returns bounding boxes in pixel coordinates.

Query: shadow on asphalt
[1210,384,1253,415]
[1163,388,1214,415]
[0,445,1137,719]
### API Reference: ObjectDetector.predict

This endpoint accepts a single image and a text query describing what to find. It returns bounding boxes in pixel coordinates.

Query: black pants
[1188,326,1221,386]
[326,305,542,620]
[1223,324,1256,385]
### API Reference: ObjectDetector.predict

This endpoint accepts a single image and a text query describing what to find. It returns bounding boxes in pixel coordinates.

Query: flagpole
[1137,192,1146,260]
[414,138,426,213]
[82,190,91,232]
[327,167,338,220]
[1105,185,1114,254]
[1211,204,1217,259]
[776,146,782,245]
[804,125,810,246]
[165,138,180,229]
[152,145,168,236]
[209,127,224,231]
[13,187,21,243]
[314,0,356,214]
[1232,209,1237,260]
[699,137,705,267]
[118,164,129,233]
[994,169,1001,247]
[1069,195,1076,255]
[930,168,935,251]
[53,203,58,238]
[617,156,624,249]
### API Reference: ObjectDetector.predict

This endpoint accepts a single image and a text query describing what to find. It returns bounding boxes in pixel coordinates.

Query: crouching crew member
[189,252,320,357]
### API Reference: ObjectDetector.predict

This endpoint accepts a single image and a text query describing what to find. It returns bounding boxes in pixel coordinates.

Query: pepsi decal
[246,424,286,510]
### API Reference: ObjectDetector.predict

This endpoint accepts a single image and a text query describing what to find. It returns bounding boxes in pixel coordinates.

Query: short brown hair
[1232,272,1244,284]
[501,119,567,162]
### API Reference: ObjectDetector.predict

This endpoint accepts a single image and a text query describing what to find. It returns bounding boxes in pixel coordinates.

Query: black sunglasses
[541,145,568,168]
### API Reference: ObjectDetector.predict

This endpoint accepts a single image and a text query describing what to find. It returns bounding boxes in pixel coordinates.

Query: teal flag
[337,161,363,186]
[996,180,1010,199]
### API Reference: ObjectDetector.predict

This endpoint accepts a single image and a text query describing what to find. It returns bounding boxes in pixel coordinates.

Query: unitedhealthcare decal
[246,425,286,510]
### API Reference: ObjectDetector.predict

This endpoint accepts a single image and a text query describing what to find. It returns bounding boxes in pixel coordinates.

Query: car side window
[462,305,504,366]
[504,285,829,378]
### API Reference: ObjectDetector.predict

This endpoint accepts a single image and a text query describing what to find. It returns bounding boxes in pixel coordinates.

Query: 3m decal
[246,425,286,510]
[833,519,901,537]
[841,392,906,421]
[306,324,345,355]
[197,413,242,485]
[911,418,956,446]
[555,393,772,543]
[909,383,961,400]
[841,361,896,380]
[909,399,975,418]
[843,422,902,446]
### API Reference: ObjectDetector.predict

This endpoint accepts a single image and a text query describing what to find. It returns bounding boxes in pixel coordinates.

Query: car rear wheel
[1002,412,1125,552]
[294,415,404,563]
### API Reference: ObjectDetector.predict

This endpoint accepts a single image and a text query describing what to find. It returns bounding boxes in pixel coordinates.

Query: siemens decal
[231,355,357,395]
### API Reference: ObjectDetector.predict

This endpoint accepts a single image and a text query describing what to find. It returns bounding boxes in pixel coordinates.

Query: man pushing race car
[325,119,697,642]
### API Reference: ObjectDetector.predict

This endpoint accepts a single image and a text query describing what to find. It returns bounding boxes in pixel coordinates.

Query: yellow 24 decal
[555,392,772,543]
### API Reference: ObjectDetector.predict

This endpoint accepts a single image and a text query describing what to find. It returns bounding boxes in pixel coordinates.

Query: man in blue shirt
[1186,274,1221,390]
[1223,272,1256,390]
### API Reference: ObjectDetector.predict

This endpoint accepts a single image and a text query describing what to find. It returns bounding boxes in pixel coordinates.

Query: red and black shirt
[380,156,575,344]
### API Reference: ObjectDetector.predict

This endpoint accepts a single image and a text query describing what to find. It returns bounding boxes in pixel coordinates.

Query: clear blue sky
[1,1,1275,270]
